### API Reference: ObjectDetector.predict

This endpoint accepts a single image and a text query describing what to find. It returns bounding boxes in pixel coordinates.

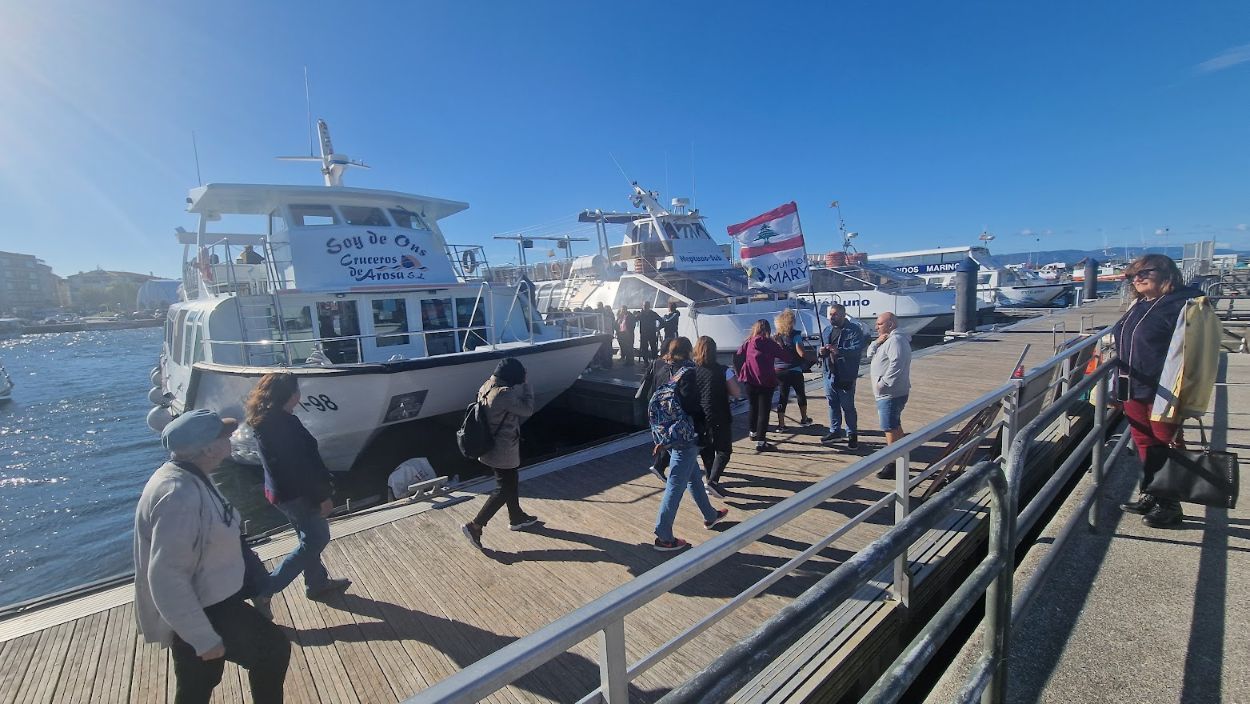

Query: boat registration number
[299,394,339,412]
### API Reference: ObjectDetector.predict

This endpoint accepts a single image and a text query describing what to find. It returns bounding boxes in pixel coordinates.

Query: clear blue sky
[0,0,1247,279]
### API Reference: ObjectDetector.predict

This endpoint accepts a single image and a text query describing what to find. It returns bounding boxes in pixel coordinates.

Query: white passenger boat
[504,184,821,351]
[147,121,605,472]
[869,245,1070,307]
[802,254,959,337]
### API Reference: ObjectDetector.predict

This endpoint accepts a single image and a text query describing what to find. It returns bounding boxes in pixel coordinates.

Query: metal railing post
[1059,355,1073,435]
[1088,373,1106,532]
[981,462,1012,704]
[892,452,911,607]
[599,619,628,703]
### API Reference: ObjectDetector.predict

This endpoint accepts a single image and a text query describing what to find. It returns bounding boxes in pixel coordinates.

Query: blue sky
[0,1,1247,279]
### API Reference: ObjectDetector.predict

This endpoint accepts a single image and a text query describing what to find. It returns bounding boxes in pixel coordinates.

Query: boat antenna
[304,66,315,156]
[664,150,670,200]
[831,200,856,252]
[690,142,697,207]
[609,152,633,187]
[191,130,203,186]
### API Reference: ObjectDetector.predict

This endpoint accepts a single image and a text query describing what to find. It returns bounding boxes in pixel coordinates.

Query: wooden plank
[11,621,75,703]
[53,611,109,704]
[0,635,37,704]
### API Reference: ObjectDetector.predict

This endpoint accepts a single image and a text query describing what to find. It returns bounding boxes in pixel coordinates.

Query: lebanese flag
[726,202,804,258]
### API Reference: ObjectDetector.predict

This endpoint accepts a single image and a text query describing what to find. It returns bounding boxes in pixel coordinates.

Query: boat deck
[0,299,1125,703]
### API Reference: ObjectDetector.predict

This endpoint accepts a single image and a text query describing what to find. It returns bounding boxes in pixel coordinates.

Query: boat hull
[182,335,606,472]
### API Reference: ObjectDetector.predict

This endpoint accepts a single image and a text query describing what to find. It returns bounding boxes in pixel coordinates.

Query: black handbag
[1145,421,1240,509]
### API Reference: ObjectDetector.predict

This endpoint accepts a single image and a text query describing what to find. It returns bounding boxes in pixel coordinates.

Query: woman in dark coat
[462,357,538,549]
[1113,254,1203,528]
[246,372,351,601]
[693,336,740,498]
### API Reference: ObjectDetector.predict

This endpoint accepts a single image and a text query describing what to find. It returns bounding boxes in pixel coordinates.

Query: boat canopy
[187,183,469,222]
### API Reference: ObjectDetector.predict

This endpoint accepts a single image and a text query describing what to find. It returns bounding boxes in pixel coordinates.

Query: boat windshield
[654,269,754,301]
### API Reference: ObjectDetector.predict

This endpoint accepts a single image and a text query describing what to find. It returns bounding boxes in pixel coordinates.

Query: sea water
[0,328,166,606]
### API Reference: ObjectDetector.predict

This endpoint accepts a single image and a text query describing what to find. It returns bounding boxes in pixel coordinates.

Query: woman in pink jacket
[736,320,787,452]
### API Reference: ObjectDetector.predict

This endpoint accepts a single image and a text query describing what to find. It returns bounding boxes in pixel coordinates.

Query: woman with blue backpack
[649,337,729,551]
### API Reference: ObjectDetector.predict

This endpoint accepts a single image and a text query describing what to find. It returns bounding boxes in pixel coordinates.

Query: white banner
[286,227,457,290]
[726,202,810,291]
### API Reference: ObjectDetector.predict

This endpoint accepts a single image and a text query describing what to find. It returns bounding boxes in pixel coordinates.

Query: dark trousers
[618,333,634,364]
[474,466,524,526]
[170,593,290,704]
[639,331,659,362]
[700,425,733,483]
[746,384,775,440]
[776,370,806,409]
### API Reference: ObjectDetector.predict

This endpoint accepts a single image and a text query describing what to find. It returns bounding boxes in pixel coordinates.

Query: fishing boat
[499,183,821,351]
[146,120,606,472]
[802,251,960,337]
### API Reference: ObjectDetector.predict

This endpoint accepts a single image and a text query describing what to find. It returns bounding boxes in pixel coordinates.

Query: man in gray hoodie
[868,312,912,446]
[134,410,290,703]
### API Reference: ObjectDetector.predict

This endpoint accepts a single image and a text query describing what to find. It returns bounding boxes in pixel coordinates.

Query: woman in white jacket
[134,409,290,703]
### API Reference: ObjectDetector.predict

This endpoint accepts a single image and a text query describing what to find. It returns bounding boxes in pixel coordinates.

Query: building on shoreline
[65,268,156,311]
[0,250,67,316]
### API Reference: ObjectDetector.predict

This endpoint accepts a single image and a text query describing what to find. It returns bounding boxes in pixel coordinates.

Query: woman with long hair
[639,337,681,480]
[1113,254,1204,528]
[735,319,787,452]
[693,336,740,498]
[772,308,811,430]
[245,373,351,601]
[652,336,727,550]
[462,357,539,550]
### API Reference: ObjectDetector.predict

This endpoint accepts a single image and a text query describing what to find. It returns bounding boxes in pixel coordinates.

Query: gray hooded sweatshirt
[867,331,912,399]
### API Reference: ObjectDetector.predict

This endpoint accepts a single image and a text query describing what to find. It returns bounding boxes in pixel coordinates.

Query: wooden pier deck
[0,299,1126,704]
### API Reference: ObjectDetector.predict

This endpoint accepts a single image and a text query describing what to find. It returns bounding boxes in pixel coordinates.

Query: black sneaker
[820,433,838,445]
[1120,493,1157,515]
[755,441,774,453]
[705,481,726,500]
[704,508,729,529]
[462,522,484,550]
[649,464,667,482]
[1142,500,1184,528]
[252,596,274,621]
[846,434,859,450]
[654,537,690,552]
[509,515,540,531]
[877,465,895,480]
[306,577,351,601]
[799,417,813,426]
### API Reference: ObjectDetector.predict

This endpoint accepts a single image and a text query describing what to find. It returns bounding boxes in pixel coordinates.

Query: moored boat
[146,121,605,472]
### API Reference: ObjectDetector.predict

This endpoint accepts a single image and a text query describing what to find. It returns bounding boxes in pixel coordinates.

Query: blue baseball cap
[161,409,239,453]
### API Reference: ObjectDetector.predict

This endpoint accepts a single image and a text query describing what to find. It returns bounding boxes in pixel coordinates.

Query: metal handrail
[406,322,1122,704]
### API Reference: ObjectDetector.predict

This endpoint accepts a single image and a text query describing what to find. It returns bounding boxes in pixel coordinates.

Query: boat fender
[147,386,170,406]
[150,367,161,386]
[146,406,174,433]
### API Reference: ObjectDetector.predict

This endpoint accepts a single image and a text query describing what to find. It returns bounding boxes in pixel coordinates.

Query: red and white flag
[726,202,810,291]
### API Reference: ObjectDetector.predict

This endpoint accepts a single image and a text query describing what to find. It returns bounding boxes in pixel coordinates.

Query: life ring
[461,249,478,274]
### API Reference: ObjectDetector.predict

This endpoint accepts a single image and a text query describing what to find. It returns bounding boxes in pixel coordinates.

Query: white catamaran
[146,121,605,471]
[506,183,821,350]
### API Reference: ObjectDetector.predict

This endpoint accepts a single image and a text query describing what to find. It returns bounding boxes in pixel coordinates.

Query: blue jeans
[824,376,858,434]
[654,443,718,542]
[268,498,331,595]
[876,395,909,432]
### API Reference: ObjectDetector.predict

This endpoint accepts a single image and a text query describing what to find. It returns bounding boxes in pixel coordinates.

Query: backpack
[648,366,700,448]
[456,391,506,460]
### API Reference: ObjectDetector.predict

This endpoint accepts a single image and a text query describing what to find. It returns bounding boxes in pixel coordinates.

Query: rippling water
[0,328,166,606]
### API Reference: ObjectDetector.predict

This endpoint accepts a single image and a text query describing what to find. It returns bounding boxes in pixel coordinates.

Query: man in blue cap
[134,409,290,703]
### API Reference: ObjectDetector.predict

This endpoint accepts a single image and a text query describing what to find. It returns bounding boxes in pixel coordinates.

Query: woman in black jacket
[693,336,740,499]
[1113,254,1203,528]
[245,373,351,600]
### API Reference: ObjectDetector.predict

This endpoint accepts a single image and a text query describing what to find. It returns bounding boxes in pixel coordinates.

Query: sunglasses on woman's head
[1125,268,1158,281]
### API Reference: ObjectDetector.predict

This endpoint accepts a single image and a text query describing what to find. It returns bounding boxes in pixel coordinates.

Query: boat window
[616,277,665,309]
[182,312,199,365]
[315,301,361,363]
[282,305,316,362]
[421,298,456,356]
[189,318,205,363]
[455,298,488,350]
[389,208,429,230]
[978,273,993,286]
[288,205,340,227]
[340,206,390,227]
[171,309,189,364]
[371,298,410,347]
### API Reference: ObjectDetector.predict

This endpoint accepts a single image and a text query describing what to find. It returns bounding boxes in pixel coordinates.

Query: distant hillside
[993,246,1247,266]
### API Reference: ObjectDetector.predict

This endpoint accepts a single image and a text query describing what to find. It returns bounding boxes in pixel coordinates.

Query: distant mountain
[992,246,1247,266]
